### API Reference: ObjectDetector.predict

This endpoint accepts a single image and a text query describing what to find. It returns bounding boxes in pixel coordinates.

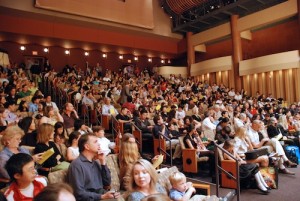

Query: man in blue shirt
[67,133,120,201]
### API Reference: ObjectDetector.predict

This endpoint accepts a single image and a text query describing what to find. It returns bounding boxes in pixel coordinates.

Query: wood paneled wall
[242,69,300,104]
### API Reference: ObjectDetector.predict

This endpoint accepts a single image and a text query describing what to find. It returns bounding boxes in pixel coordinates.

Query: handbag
[245,148,268,160]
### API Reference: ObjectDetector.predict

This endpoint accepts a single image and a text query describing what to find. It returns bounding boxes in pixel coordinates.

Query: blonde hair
[1,126,24,146]
[234,126,247,139]
[169,172,186,186]
[119,133,140,188]
[128,159,158,191]
[37,123,54,143]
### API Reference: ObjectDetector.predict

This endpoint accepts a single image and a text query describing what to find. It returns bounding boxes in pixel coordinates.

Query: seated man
[247,119,296,174]
[116,107,133,133]
[134,109,154,152]
[67,133,120,201]
[4,153,47,201]
[152,115,181,161]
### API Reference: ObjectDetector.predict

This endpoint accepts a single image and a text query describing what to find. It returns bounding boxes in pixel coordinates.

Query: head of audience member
[21,84,29,92]
[54,121,65,136]
[267,124,279,137]
[33,183,75,201]
[1,125,24,149]
[37,123,54,144]
[8,87,16,97]
[238,113,247,122]
[128,159,158,192]
[78,133,99,156]
[18,100,29,112]
[169,172,190,193]
[222,126,232,136]
[269,117,277,126]
[0,107,8,120]
[140,109,148,120]
[5,102,17,112]
[0,95,6,106]
[67,131,81,147]
[5,153,35,183]
[45,95,52,103]
[127,96,133,103]
[103,97,111,105]
[44,106,55,118]
[153,115,163,125]
[219,117,230,127]
[93,126,105,138]
[63,102,74,114]
[120,107,129,115]
[251,120,261,131]
[31,96,41,105]
[119,133,140,167]
[18,116,35,134]
[223,139,235,154]
[234,126,247,139]
[141,193,171,201]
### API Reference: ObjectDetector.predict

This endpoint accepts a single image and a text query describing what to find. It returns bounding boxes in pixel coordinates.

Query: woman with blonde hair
[0,126,42,184]
[234,126,269,167]
[127,159,167,201]
[34,123,66,176]
[119,133,140,190]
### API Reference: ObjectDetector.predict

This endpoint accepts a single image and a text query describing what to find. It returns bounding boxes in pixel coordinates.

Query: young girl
[223,140,271,194]
[66,131,80,161]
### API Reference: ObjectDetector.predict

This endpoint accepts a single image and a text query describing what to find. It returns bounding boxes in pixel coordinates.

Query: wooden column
[186,32,195,77]
[230,15,242,91]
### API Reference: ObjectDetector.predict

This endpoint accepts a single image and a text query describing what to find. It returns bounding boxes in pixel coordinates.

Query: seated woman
[18,116,38,147]
[0,126,42,185]
[34,123,67,176]
[183,124,215,176]
[119,133,160,191]
[234,127,269,167]
[119,133,141,190]
[127,159,167,201]
[223,140,271,194]
[40,106,64,126]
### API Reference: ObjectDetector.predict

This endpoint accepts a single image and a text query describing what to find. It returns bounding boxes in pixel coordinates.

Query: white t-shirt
[67,146,79,159]
[97,137,115,155]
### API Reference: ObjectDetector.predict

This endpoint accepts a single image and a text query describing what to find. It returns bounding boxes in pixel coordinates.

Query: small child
[169,172,220,201]
[4,153,47,201]
[93,126,115,155]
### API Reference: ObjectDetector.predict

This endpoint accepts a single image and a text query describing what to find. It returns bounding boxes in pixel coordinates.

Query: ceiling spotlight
[161,59,165,64]
[102,53,107,58]
[148,58,152,62]
[20,46,26,51]
[134,56,138,61]
[43,48,49,53]
[65,50,70,55]
[170,16,172,19]
[84,52,89,56]
[119,55,123,59]
[168,59,171,64]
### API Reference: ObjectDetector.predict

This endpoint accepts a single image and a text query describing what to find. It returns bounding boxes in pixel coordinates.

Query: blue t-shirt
[169,188,184,201]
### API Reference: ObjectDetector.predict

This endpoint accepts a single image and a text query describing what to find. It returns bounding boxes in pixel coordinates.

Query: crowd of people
[0,62,298,200]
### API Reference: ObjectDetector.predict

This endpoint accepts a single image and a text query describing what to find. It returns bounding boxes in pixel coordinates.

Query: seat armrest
[193,183,211,195]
